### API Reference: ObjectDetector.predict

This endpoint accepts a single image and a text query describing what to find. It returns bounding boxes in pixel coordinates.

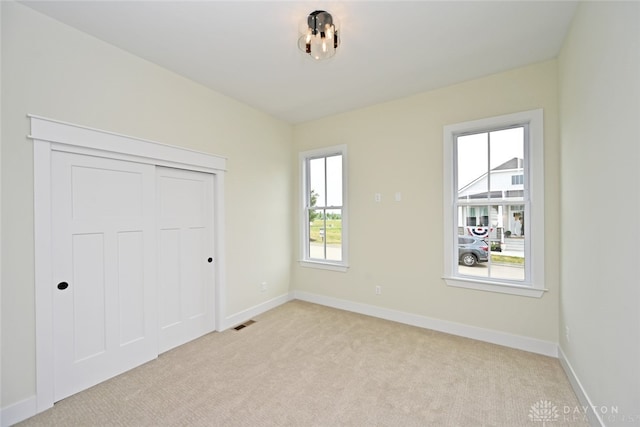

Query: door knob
[207,257,213,263]
[57,282,69,290]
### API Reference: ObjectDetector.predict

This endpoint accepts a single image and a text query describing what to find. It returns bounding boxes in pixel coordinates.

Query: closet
[30,116,226,407]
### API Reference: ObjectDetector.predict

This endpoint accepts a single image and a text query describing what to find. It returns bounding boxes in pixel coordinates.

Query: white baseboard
[293,290,558,357]
[1,395,37,427]
[221,292,293,331]
[558,347,602,426]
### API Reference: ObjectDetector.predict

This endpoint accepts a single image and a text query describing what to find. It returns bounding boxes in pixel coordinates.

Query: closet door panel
[52,151,157,402]
[157,167,215,353]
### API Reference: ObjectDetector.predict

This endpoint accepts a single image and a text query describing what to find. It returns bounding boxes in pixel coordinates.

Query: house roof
[458,157,523,193]
[492,158,524,171]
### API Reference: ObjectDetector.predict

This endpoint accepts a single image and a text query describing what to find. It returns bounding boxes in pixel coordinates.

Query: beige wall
[292,61,561,342]
[5,0,637,421]
[559,1,640,423]
[1,2,292,407]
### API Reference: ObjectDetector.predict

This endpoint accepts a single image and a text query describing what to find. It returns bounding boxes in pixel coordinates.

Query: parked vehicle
[458,236,489,266]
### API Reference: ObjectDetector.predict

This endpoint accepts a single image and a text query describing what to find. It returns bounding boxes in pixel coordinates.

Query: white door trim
[28,115,227,413]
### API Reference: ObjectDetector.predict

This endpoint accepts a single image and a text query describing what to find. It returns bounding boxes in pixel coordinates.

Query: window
[299,145,348,271]
[443,110,545,297]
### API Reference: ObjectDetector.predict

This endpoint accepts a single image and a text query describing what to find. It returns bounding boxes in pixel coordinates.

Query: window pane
[493,206,525,281]
[457,204,525,282]
[325,209,342,261]
[457,133,488,199]
[456,217,489,278]
[489,127,524,170]
[511,175,524,185]
[307,208,342,262]
[488,127,524,200]
[308,208,325,260]
[309,158,326,207]
[326,155,342,207]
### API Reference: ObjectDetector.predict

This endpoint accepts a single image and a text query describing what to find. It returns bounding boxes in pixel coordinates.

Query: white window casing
[443,109,546,297]
[299,145,348,272]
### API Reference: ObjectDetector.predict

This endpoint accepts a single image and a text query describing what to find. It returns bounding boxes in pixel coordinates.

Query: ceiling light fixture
[298,10,339,61]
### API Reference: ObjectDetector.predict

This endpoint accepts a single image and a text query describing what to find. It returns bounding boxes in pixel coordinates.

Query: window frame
[443,109,546,297]
[299,144,349,272]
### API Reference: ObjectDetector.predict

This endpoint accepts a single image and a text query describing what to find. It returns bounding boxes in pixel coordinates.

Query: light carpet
[18,300,588,426]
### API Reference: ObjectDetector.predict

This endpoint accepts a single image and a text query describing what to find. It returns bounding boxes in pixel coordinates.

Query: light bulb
[326,25,334,40]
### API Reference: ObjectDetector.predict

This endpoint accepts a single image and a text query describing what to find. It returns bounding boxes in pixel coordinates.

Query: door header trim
[28,115,227,172]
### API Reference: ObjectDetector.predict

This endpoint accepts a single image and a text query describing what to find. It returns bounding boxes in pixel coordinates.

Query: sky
[456,127,524,190]
[309,154,342,207]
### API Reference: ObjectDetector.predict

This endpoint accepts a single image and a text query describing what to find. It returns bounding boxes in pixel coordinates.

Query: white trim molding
[0,396,37,427]
[558,347,604,427]
[28,115,227,416]
[222,292,294,331]
[293,290,558,357]
[28,115,227,172]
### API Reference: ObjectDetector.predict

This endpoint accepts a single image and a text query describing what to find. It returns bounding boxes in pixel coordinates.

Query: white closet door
[157,167,215,353]
[52,152,157,402]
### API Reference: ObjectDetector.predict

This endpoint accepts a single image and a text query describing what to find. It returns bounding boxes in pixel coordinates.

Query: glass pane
[326,155,342,207]
[457,133,488,200]
[325,209,342,261]
[491,203,525,281]
[309,157,326,207]
[307,208,342,261]
[457,204,525,281]
[457,205,489,279]
[308,208,325,259]
[488,127,524,200]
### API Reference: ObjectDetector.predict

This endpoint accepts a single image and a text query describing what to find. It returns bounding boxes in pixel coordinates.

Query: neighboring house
[457,158,525,239]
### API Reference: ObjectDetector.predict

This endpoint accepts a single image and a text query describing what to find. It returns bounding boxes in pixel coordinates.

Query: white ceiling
[22,1,578,124]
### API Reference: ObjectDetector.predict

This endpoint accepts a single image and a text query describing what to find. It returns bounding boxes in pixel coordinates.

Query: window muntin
[443,109,545,298]
[300,145,348,270]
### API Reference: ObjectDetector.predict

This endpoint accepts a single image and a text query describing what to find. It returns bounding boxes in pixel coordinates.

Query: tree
[309,190,321,223]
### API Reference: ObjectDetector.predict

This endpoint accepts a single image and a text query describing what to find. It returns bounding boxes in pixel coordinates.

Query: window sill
[299,260,349,272]
[444,276,547,298]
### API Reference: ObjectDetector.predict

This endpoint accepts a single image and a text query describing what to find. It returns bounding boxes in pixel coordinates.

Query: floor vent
[233,320,255,331]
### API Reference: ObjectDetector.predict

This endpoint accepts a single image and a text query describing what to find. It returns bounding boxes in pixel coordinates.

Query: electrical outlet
[375,285,382,295]
[260,282,267,292]
[374,193,382,202]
